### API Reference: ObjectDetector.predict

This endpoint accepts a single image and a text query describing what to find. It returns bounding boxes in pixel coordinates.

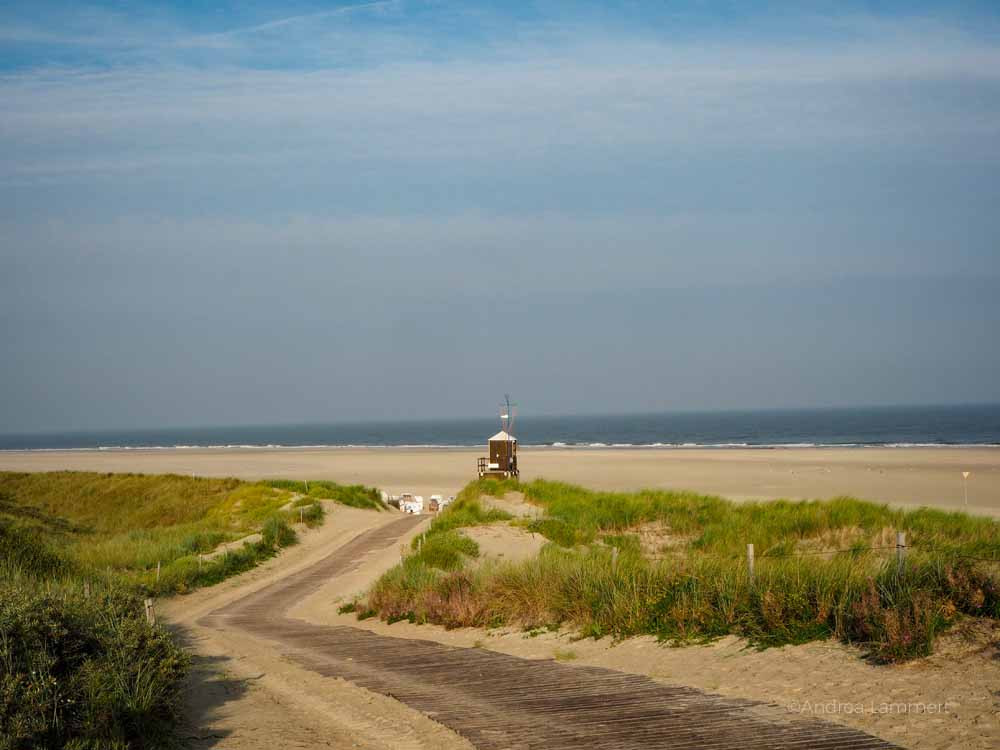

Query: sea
[1,404,999,452]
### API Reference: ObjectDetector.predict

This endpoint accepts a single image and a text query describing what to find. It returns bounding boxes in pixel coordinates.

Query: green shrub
[0,583,188,750]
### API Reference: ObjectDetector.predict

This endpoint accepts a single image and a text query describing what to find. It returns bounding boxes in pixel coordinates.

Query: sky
[1,0,999,432]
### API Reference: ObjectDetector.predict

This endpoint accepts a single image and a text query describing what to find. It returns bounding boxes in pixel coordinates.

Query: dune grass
[0,470,385,749]
[1,514,188,750]
[357,485,512,624]
[521,479,1000,559]
[407,482,512,568]
[0,472,397,595]
[264,479,387,510]
[359,478,1000,662]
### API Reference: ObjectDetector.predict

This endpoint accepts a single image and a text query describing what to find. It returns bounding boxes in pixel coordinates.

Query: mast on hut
[477,395,519,480]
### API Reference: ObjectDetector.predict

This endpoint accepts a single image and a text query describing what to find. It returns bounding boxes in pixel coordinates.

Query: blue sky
[2,1,999,431]
[2,2,1000,74]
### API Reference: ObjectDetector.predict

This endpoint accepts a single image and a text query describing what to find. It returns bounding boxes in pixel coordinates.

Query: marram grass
[0,470,383,749]
[360,478,1000,663]
[0,471,394,595]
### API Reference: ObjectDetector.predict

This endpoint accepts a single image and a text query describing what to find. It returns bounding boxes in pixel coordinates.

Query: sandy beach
[2,446,998,516]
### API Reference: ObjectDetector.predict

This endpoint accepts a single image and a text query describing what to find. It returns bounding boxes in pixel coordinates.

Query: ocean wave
[2,441,999,453]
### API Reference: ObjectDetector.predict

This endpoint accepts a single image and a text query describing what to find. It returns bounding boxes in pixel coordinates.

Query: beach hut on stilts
[478,395,519,480]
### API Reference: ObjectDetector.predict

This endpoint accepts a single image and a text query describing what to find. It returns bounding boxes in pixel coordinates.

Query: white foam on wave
[3,441,999,453]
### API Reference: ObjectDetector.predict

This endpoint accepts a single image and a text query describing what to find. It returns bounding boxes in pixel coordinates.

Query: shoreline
[3,443,1000,453]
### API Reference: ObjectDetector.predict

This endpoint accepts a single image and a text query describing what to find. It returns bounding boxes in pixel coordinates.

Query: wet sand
[1,446,997,515]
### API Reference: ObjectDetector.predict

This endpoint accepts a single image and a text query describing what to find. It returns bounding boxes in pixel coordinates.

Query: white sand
[2,445,998,515]
[163,505,471,750]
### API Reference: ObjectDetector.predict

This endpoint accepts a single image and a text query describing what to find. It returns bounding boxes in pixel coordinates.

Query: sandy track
[164,508,472,750]
[196,517,894,749]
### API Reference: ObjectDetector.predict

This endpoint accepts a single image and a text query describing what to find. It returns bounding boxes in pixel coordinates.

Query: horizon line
[4,401,1000,438]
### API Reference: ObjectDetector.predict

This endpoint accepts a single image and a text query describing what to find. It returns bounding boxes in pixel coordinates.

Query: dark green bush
[0,583,188,750]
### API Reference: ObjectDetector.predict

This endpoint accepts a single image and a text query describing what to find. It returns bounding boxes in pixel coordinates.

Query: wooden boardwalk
[202,516,898,750]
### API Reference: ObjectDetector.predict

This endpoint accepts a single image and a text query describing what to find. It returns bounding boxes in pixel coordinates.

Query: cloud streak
[3,27,999,188]
[177,0,398,49]
[1,3,998,430]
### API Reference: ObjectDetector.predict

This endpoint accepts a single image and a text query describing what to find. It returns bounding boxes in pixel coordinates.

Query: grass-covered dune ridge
[1,470,385,748]
[264,479,386,511]
[0,471,383,595]
[358,479,1000,663]
[522,479,1000,558]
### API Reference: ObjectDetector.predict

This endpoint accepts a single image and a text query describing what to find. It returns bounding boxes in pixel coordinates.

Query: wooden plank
[204,515,899,750]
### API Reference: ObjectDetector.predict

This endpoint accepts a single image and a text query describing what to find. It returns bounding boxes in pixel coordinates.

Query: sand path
[165,506,470,750]
[174,511,893,749]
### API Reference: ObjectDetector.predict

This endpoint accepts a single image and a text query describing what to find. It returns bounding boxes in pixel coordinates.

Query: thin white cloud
[217,0,395,37]
[0,0,402,55]
[175,0,398,50]
[2,28,999,186]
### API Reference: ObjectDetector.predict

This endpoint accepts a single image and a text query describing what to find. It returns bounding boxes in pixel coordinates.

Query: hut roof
[489,430,517,442]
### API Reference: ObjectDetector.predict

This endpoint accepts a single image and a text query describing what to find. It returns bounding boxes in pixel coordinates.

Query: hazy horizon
[3,1,999,433]
[4,401,1000,439]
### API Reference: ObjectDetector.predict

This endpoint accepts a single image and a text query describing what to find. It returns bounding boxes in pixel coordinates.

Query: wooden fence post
[300,507,305,524]
[896,532,906,574]
[144,598,156,626]
[156,560,161,583]
[611,547,619,569]
[747,543,755,584]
